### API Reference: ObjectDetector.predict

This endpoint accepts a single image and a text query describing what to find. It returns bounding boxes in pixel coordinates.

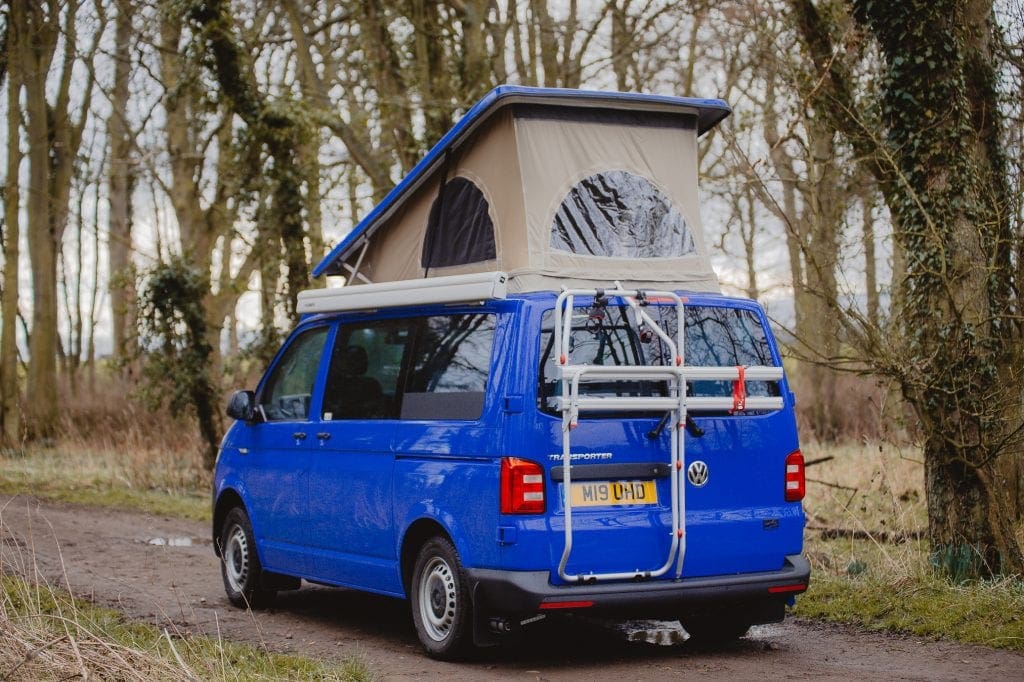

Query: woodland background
[1,0,1022,579]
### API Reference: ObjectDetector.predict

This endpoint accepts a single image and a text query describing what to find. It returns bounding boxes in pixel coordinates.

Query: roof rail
[296,271,508,314]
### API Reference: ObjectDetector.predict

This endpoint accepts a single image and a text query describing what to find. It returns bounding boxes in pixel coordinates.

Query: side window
[259,326,329,421]
[322,313,497,421]
[323,319,413,420]
[402,314,495,420]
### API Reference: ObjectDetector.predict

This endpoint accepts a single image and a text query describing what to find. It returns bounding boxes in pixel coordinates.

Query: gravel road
[2,494,1021,680]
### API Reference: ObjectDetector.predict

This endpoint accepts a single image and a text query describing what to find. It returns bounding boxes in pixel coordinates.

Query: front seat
[324,345,386,419]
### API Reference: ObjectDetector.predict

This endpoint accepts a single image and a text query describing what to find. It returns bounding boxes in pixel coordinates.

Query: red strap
[731,365,747,413]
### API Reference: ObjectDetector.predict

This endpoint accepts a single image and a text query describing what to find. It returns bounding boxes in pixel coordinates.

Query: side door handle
[316,432,331,441]
[293,431,308,441]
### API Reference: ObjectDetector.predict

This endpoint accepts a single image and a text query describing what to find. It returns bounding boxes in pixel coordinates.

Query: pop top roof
[312,85,731,279]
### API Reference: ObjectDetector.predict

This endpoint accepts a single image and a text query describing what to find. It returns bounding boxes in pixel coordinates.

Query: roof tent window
[551,170,695,258]
[421,177,497,268]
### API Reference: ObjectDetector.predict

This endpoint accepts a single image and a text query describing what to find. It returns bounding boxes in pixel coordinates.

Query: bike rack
[550,283,784,583]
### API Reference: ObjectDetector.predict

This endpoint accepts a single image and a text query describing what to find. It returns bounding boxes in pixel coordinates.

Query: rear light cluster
[500,457,545,514]
[785,450,805,502]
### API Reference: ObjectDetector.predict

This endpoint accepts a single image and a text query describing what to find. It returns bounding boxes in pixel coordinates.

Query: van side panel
[305,425,400,595]
[392,454,501,574]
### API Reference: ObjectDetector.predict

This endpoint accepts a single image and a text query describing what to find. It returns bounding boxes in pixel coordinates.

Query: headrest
[339,345,368,376]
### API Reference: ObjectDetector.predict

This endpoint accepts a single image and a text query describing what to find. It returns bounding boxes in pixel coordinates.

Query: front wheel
[410,536,473,659]
[219,507,276,609]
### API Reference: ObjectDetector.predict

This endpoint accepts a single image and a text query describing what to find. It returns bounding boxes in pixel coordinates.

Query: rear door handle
[293,431,308,441]
[316,432,331,441]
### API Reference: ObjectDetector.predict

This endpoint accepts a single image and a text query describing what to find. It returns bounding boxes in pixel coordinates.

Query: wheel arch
[400,517,453,597]
[213,488,246,556]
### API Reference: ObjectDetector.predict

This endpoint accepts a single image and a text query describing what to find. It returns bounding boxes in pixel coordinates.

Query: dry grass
[1,573,195,680]
[802,440,927,545]
[49,376,209,491]
[0,376,211,520]
[795,440,1024,649]
[0,514,372,681]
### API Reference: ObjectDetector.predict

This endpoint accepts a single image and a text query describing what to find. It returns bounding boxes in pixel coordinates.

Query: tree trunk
[19,3,60,438]
[188,0,312,321]
[358,0,416,172]
[851,0,1024,575]
[758,66,846,442]
[859,186,879,328]
[740,191,759,300]
[108,0,135,364]
[799,120,843,441]
[16,0,95,439]
[1,20,23,446]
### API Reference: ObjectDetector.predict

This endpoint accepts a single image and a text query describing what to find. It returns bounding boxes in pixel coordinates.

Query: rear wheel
[410,536,473,659]
[219,507,276,609]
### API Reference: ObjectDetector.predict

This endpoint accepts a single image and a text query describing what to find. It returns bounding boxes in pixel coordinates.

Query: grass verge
[796,562,1024,649]
[795,441,1024,650]
[0,574,372,680]
[0,447,209,522]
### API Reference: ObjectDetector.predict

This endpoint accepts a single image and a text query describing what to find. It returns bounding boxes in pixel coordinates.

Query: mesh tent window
[551,170,695,258]
[421,177,497,268]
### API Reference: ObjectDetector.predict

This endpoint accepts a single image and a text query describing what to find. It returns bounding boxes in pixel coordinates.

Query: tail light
[501,457,545,514]
[785,450,805,502]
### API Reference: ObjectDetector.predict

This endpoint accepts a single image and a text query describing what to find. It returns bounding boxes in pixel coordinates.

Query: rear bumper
[466,554,810,618]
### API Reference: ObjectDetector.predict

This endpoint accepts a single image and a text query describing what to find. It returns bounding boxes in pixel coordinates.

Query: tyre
[410,536,473,659]
[679,610,751,644]
[219,507,276,609]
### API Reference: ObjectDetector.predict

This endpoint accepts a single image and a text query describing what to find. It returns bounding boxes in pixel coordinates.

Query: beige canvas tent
[313,86,731,293]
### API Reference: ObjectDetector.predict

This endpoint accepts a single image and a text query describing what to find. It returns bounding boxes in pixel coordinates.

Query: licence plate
[569,480,658,507]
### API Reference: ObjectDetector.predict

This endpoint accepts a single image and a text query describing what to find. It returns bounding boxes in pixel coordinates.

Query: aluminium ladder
[549,284,784,583]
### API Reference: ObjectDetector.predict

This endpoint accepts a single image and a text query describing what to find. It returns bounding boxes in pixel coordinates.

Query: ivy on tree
[136,257,222,469]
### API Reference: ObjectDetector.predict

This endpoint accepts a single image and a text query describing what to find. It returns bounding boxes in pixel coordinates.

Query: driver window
[259,326,329,421]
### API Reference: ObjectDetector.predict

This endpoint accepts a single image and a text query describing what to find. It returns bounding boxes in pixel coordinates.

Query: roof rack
[296,271,508,314]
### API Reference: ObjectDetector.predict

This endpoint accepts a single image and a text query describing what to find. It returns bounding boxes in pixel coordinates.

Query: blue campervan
[213,86,809,659]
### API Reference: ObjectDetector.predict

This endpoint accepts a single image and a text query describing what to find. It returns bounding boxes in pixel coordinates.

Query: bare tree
[1,6,23,446]
[108,0,136,365]
[15,0,101,437]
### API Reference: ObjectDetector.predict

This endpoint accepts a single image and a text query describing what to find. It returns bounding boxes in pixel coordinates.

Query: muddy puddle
[144,536,210,547]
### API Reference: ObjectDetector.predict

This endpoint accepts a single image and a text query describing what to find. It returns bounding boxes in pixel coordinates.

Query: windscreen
[537,304,779,415]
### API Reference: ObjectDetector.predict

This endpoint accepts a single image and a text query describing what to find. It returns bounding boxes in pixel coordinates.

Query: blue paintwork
[214,292,805,605]
[311,85,732,278]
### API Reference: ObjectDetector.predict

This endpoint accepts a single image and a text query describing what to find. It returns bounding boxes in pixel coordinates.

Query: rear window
[537,304,779,416]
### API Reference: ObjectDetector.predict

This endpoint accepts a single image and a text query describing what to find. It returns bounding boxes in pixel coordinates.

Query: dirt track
[2,494,1022,680]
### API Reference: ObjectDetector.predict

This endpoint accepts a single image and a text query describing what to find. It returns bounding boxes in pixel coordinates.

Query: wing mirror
[226,390,257,422]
